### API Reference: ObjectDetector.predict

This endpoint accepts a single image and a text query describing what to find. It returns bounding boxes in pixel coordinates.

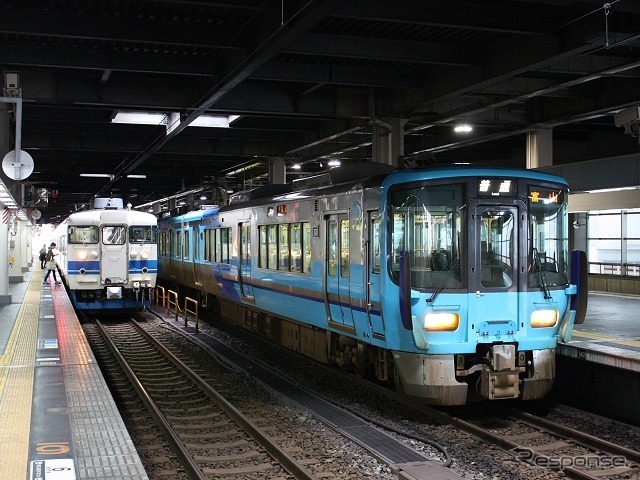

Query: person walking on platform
[43,242,61,285]
[39,244,47,269]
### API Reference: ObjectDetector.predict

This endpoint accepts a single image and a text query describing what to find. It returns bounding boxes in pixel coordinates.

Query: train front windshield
[390,184,465,289]
[389,178,569,291]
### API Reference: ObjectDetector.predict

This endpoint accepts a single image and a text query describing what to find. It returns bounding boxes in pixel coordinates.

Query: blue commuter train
[157,164,587,405]
[53,198,158,311]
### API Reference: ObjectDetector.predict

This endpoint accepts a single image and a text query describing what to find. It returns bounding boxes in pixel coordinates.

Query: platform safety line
[0,275,41,480]
[572,330,640,348]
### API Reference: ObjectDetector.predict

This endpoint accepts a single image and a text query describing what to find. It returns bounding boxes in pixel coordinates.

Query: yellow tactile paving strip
[572,329,640,349]
[0,275,41,480]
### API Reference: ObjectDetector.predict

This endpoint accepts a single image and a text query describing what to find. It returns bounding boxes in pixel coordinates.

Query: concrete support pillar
[269,157,287,185]
[526,128,553,169]
[372,118,407,167]
[0,211,10,304]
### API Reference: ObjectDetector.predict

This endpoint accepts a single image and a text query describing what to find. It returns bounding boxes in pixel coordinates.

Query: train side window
[176,231,183,258]
[221,227,230,264]
[302,222,311,274]
[291,223,301,272]
[258,225,267,268]
[340,219,349,278]
[371,218,380,273]
[204,229,213,262]
[328,220,338,277]
[278,224,290,270]
[103,225,126,245]
[268,225,277,269]
[215,228,221,262]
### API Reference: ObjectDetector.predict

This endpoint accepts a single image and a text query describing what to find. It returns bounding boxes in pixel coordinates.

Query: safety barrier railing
[154,285,167,309]
[153,285,200,333]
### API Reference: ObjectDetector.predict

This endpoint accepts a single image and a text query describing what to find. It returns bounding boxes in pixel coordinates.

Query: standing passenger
[43,242,61,285]
[39,244,47,269]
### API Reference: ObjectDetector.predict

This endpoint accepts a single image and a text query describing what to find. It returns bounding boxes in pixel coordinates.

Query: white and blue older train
[157,164,587,405]
[53,198,157,311]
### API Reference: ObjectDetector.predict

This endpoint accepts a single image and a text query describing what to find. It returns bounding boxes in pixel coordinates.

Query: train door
[101,224,127,283]
[239,222,254,299]
[365,211,385,337]
[472,204,520,329]
[325,214,354,327]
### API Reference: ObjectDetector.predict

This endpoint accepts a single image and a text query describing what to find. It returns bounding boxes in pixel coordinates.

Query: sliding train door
[325,214,354,328]
[365,211,385,337]
[239,222,254,300]
[472,204,520,329]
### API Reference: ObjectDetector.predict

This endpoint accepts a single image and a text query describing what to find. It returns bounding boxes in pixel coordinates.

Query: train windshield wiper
[532,248,552,300]
[427,255,459,303]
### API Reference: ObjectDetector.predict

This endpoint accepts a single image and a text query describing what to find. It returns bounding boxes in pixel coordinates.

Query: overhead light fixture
[454,124,473,133]
[127,174,147,179]
[112,111,167,125]
[291,164,301,170]
[80,173,112,178]
[585,186,638,194]
[328,160,341,167]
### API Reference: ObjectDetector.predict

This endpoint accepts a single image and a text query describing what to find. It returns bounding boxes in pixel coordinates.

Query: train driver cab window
[390,184,464,289]
[69,226,98,244]
[103,225,126,245]
[129,226,156,243]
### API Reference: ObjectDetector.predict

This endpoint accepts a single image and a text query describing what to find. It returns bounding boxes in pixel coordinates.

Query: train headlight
[78,251,88,260]
[424,313,459,331]
[91,250,99,259]
[530,309,558,328]
[141,250,149,259]
[130,250,138,258]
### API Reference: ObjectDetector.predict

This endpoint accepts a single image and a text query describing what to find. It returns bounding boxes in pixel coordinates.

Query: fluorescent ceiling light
[328,160,341,167]
[127,174,147,179]
[191,114,240,128]
[454,124,473,133]
[585,186,638,194]
[112,111,167,125]
[80,173,112,178]
[291,164,301,170]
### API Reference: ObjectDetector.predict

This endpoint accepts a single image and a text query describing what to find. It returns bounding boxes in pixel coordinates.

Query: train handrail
[183,297,199,334]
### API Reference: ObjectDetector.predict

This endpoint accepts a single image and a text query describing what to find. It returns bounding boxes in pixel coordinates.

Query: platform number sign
[30,458,76,480]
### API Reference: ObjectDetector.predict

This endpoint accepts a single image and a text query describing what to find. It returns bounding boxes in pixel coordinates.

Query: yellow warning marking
[0,275,42,480]
[573,330,640,348]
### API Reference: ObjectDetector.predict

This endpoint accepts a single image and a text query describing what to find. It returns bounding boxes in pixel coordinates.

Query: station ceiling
[1,0,640,223]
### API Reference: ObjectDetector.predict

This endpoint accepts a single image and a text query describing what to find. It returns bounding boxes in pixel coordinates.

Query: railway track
[438,407,640,480]
[164,309,640,480]
[84,318,320,480]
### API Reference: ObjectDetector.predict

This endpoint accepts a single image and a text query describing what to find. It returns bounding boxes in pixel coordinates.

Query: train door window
[103,225,126,245]
[371,218,381,273]
[302,222,311,274]
[480,210,514,288]
[340,219,350,278]
[193,229,200,261]
[69,226,98,244]
[240,224,250,265]
[328,220,338,276]
[291,223,302,272]
[258,225,267,268]
[176,231,183,258]
[268,225,277,269]
[278,224,290,270]
[184,230,190,259]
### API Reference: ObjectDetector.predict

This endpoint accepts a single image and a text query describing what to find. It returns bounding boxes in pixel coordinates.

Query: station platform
[558,291,640,372]
[555,291,640,424]
[0,268,148,480]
